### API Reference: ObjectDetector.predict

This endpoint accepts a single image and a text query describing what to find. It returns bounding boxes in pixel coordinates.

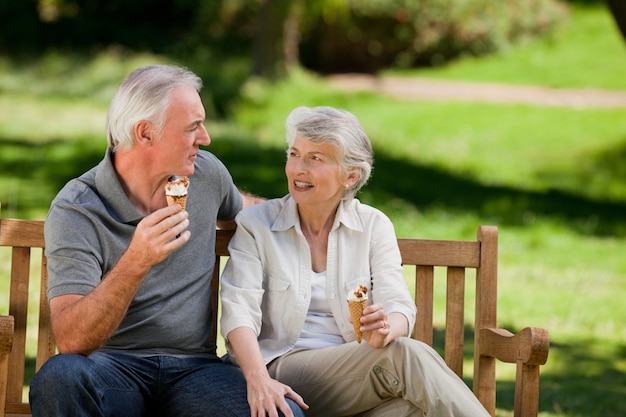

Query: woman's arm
[227,327,309,417]
[364,210,416,347]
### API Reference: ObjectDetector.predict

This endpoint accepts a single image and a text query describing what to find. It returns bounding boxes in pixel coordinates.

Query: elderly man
[29,65,306,417]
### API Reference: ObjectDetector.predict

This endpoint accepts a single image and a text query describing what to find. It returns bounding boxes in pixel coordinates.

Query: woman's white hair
[285,106,374,200]
[106,65,202,152]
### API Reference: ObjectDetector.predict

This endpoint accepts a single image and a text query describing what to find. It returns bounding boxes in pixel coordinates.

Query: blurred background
[1,0,625,415]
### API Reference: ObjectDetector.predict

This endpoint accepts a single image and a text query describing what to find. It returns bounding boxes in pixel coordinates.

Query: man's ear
[133,120,154,147]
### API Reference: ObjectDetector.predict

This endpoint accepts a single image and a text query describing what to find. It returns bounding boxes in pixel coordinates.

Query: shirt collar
[271,195,364,234]
[95,148,144,224]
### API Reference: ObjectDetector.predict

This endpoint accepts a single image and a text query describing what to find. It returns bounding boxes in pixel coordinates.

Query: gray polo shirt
[44,149,242,357]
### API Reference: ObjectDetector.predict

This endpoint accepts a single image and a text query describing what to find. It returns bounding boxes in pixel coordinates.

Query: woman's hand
[227,327,308,417]
[247,371,307,417]
[358,304,409,348]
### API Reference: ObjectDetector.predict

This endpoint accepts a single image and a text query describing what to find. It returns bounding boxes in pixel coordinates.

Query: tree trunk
[607,0,626,42]
[252,0,293,79]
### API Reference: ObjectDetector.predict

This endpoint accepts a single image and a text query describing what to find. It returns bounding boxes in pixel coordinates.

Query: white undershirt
[294,271,344,350]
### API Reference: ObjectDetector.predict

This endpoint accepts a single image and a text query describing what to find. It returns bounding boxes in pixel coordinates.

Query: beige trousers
[267,338,491,417]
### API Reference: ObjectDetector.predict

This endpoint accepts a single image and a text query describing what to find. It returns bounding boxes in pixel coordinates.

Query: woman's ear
[133,120,154,147]
[346,170,360,187]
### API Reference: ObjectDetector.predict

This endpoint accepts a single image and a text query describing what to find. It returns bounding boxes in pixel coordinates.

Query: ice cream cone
[348,299,367,343]
[166,194,187,211]
[165,176,189,211]
[347,284,369,343]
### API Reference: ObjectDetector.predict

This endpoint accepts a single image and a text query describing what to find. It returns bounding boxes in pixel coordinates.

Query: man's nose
[197,124,211,146]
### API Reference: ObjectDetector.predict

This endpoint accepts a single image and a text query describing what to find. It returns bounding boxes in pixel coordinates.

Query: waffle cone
[166,194,187,210]
[348,300,367,343]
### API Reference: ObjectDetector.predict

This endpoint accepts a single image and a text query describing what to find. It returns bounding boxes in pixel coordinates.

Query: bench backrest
[0,218,548,417]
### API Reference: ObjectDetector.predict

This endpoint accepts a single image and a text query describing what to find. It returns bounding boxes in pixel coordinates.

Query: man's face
[153,85,210,177]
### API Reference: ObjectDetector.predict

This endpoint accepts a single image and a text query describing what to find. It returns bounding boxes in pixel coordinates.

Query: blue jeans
[29,352,304,417]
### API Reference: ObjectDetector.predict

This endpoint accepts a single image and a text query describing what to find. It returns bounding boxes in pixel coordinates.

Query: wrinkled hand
[359,303,392,348]
[127,205,190,270]
[247,372,308,417]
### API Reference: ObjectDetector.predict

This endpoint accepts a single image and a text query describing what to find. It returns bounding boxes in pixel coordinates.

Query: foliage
[299,0,569,72]
[0,0,198,54]
[1,0,569,74]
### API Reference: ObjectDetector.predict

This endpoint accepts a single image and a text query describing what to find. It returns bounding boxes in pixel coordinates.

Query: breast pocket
[263,273,294,317]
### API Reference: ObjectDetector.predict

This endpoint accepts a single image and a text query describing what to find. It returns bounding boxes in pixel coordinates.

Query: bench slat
[0,220,45,248]
[413,265,434,345]
[7,248,30,405]
[445,267,466,378]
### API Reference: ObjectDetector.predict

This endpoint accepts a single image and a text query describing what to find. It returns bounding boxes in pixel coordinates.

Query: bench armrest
[480,326,549,366]
[479,326,549,417]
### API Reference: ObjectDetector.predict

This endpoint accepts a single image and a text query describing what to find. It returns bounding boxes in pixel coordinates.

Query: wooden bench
[0,217,549,417]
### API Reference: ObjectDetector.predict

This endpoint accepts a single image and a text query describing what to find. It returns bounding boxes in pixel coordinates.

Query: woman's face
[285,136,353,209]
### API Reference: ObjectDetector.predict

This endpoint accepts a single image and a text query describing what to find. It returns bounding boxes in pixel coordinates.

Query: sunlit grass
[388,5,626,90]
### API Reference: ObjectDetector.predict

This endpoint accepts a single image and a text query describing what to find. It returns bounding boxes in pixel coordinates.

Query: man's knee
[283,398,306,417]
[31,354,93,393]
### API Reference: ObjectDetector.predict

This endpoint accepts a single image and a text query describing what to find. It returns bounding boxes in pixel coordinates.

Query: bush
[299,0,570,73]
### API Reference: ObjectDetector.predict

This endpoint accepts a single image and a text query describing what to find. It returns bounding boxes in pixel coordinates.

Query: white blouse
[294,270,345,350]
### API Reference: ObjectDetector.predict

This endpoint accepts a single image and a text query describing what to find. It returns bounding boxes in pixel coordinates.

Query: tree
[251,0,293,79]
[607,0,626,42]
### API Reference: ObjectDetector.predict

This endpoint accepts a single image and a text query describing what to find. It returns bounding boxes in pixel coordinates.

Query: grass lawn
[388,5,626,90]
[1,3,625,416]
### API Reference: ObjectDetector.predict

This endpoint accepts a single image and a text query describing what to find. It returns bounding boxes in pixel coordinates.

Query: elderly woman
[220,106,491,417]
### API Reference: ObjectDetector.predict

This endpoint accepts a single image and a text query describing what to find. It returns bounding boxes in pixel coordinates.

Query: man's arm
[51,206,190,355]
[217,190,264,230]
[241,191,265,208]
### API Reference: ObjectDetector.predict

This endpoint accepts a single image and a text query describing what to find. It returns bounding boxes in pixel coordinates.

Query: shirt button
[373,366,381,374]
[330,293,335,299]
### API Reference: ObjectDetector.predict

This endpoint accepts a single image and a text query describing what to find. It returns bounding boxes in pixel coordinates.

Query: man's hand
[127,204,190,269]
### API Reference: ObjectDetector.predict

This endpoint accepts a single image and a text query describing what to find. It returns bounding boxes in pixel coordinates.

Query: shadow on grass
[1,135,625,238]
[0,138,105,218]
[432,324,626,417]
[492,325,626,417]
[209,137,626,238]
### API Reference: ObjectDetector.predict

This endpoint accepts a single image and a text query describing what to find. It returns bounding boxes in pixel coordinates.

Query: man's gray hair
[285,106,374,200]
[106,65,203,152]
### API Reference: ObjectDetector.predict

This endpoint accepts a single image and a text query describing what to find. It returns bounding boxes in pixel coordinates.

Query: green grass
[387,5,626,90]
[1,3,626,416]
